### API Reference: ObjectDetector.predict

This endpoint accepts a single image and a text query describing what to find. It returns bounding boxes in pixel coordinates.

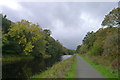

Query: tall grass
[31,55,76,78]
[64,56,77,78]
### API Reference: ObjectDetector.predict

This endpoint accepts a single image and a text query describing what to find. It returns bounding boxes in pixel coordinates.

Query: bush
[111,58,120,70]
[88,41,103,56]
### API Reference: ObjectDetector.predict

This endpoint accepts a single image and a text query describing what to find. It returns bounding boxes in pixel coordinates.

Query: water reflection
[2,55,73,79]
[61,55,73,60]
[2,58,54,79]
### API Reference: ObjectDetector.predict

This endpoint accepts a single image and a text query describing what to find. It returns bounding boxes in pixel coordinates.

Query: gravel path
[76,54,104,78]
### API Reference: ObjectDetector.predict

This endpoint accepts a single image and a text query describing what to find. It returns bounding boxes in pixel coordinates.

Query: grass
[79,54,118,78]
[31,55,76,78]
[2,54,34,64]
[64,56,77,78]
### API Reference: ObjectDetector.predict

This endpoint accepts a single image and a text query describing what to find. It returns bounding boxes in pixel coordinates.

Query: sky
[0,1,118,49]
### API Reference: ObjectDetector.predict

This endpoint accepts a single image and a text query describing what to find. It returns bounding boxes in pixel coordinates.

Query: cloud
[1,2,118,49]
[0,0,22,10]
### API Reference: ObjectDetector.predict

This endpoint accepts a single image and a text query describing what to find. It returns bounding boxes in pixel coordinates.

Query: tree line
[76,8,120,69]
[2,14,75,61]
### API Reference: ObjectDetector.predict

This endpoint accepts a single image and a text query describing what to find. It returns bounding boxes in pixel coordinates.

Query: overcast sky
[0,2,118,49]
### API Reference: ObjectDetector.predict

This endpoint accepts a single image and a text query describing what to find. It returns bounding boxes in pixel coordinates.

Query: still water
[2,55,73,79]
[2,58,54,79]
[61,55,73,60]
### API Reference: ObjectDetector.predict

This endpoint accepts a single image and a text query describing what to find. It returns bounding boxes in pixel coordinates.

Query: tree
[2,34,21,54]
[103,33,118,59]
[79,44,88,54]
[45,37,62,61]
[88,40,103,56]
[67,49,75,55]
[43,29,51,37]
[102,8,120,27]
[76,45,81,53]
[82,31,95,49]
[2,14,21,54]
[2,14,12,34]
[8,20,46,56]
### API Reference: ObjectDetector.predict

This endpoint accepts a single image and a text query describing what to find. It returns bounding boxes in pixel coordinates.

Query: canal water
[2,55,73,79]
[61,55,73,60]
[2,58,54,79]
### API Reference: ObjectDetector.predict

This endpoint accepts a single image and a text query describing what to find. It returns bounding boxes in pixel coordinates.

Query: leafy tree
[2,34,21,54]
[76,45,81,53]
[43,29,70,61]
[8,20,46,56]
[103,33,118,59]
[79,44,88,54]
[102,8,120,27]
[67,49,75,55]
[88,40,103,56]
[2,14,21,54]
[2,14,11,34]
[45,37,63,61]
[82,31,95,50]
[43,29,51,37]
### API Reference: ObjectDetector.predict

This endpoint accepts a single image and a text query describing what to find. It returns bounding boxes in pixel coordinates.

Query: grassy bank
[64,56,77,78]
[31,55,76,78]
[2,54,34,64]
[79,54,118,78]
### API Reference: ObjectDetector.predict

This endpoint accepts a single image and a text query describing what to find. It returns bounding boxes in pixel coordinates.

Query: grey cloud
[1,2,118,49]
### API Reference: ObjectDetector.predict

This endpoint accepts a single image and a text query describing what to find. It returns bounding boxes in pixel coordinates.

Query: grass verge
[64,56,77,78]
[31,55,76,78]
[79,54,118,78]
